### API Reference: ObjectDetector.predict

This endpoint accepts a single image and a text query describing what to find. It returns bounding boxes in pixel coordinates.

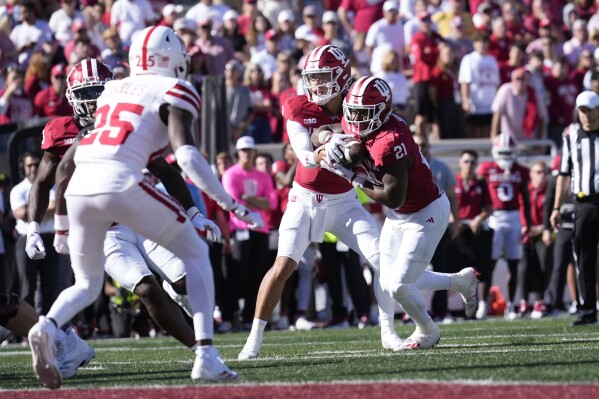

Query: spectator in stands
[544,57,577,146]
[173,18,197,51]
[0,65,33,124]
[411,11,445,138]
[449,149,493,319]
[563,19,596,67]
[49,0,84,46]
[499,44,525,85]
[432,0,476,39]
[100,27,127,69]
[9,0,51,66]
[244,63,275,144]
[0,14,17,71]
[23,50,49,100]
[215,151,233,181]
[502,1,528,45]
[185,0,230,34]
[518,161,551,318]
[84,2,108,52]
[64,21,100,64]
[459,32,500,139]
[590,69,599,93]
[237,0,258,37]
[33,62,70,117]
[275,10,296,53]
[251,28,278,81]
[246,12,271,56]
[430,42,463,140]
[10,152,61,315]
[527,51,549,110]
[220,136,277,332]
[338,0,383,41]
[471,2,492,33]
[374,49,409,120]
[526,19,563,57]
[488,17,511,64]
[195,16,235,76]
[446,16,473,60]
[109,0,155,45]
[40,32,67,68]
[157,4,181,28]
[570,49,594,91]
[403,0,427,49]
[222,9,249,62]
[296,5,324,44]
[491,67,547,140]
[320,11,352,59]
[365,1,404,75]
[225,59,253,142]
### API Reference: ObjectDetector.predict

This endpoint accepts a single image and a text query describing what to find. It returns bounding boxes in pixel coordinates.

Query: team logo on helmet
[302,45,351,105]
[66,58,113,125]
[343,76,393,137]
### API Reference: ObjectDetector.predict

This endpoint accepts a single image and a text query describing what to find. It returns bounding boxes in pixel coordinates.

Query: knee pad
[0,293,19,327]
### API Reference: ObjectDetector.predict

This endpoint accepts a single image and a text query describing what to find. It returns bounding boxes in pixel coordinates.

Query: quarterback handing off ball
[311,127,365,169]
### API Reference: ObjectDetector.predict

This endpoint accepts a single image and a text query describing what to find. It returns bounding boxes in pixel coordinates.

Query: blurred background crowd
[0,0,595,339]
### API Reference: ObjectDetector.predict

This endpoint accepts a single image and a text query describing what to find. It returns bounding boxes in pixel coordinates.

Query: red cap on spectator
[71,20,86,33]
[265,29,279,41]
[51,63,67,77]
[244,0,257,4]
[418,11,431,21]
[539,19,551,29]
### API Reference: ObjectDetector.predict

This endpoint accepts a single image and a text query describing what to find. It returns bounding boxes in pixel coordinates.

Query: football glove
[53,231,70,254]
[322,133,353,164]
[320,161,366,189]
[26,222,46,259]
[187,207,221,243]
[232,203,264,230]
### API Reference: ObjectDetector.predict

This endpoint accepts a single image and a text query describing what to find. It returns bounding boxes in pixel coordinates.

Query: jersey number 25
[80,103,144,146]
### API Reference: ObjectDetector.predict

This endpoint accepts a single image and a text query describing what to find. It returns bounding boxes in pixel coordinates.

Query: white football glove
[53,232,70,254]
[233,203,264,230]
[187,207,221,243]
[320,161,366,189]
[322,133,353,164]
[26,222,46,259]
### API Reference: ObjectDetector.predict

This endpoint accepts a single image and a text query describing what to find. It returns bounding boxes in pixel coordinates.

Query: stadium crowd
[0,0,598,342]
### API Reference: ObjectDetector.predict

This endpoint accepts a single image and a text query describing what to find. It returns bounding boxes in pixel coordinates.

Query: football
[337,138,365,169]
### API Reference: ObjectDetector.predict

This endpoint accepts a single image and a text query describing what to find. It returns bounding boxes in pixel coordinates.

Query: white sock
[416,270,452,291]
[250,318,267,338]
[394,285,436,333]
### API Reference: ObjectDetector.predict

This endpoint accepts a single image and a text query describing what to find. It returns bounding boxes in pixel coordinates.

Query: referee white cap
[576,91,599,109]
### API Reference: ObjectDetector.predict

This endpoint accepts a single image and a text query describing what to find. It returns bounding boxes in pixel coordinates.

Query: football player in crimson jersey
[239,47,477,358]
[27,27,265,388]
[477,133,531,320]
[25,58,220,383]
[324,76,480,349]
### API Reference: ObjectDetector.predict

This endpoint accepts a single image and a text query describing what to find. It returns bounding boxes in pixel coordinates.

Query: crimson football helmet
[129,25,188,79]
[492,133,518,172]
[302,45,351,105]
[66,58,113,125]
[342,76,393,137]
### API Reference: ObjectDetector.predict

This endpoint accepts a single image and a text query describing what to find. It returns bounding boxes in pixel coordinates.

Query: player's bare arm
[146,156,195,210]
[54,139,79,217]
[361,157,410,209]
[28,151,60,224]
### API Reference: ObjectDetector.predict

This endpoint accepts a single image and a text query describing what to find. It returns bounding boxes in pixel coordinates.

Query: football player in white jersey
[238,45,478,360]
[27,26,262,389]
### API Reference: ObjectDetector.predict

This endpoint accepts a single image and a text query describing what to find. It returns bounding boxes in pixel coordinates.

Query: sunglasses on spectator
[462,159,477,164]
[304,14,315,18]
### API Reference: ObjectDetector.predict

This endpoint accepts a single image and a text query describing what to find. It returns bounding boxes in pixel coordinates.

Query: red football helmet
[66,58,113,125]
[492,133,518,171]
[302,45,351,105]
[343,76,393,137]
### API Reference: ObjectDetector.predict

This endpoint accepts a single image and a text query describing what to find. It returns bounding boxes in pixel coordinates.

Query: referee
[551,91,599,326]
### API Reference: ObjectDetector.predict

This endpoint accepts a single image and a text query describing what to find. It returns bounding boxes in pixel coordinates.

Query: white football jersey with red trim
[68,75,201,195]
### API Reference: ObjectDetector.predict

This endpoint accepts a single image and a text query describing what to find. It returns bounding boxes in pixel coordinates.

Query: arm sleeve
[287,119,318,168]
[174,145,236,210]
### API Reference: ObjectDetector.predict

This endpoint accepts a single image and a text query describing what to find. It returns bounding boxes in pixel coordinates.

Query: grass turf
[1,315,598,390]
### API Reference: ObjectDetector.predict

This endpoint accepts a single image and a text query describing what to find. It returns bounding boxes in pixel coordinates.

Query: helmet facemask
[67,83,105,125]
[343,102,387,137]
[302,68,340,105]
[493,149,515,172]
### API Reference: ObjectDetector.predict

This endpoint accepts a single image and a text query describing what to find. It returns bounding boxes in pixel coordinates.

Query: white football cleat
[452,267,480,318]
[55,327,96,379]
[381,331,404,351]
[476,300,487,320]
[504,302,517,321]
[294,316,315,331]
[398,325,441,350]
[238,333,263,360]
[28,316,61,389]
[192,346,239,381]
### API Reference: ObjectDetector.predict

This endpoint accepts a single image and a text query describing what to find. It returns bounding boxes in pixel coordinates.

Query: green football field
[1,314,598,393]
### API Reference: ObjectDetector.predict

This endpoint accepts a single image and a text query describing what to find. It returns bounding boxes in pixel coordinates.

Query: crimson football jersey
[477,161,530,211]
[349,114,440,214]
[41,116,80,158]
[282,95,352,195]
[454,174,492,220]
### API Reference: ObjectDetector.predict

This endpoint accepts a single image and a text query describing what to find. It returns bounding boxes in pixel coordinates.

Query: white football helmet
[129,26,188,79]
[492,133,518,172]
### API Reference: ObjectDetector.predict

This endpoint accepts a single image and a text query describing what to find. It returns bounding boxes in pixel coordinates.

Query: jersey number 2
[80,103,144,146]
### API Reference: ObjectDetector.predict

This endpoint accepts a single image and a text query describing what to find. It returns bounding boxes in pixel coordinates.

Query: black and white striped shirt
[560,123,599,197]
